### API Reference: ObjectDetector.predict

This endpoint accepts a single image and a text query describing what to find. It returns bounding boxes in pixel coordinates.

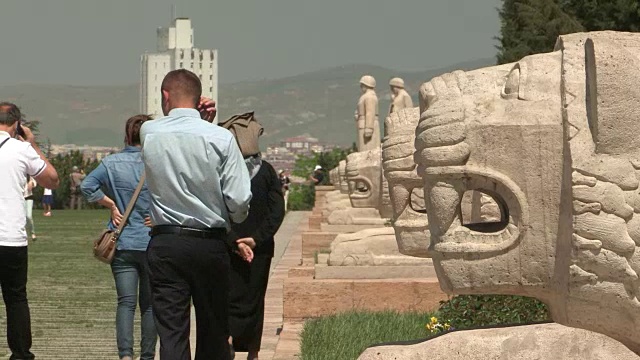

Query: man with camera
[0,102,59,359]
[141,69,252,360]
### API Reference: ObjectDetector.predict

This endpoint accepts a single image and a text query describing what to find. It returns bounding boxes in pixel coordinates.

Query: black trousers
[229,253,272,352]
[0,246,34,360]
[147,234,231,360]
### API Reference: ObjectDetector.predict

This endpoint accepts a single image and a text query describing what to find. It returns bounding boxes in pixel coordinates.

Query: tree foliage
[32,151,101,209]
[292,147,354,184]
[496,0,583,64]
[497,0,640,65]
[288,147,353,210]
[560,0,640,32]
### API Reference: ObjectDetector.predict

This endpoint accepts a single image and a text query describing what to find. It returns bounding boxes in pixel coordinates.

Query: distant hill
[0,58,494,148]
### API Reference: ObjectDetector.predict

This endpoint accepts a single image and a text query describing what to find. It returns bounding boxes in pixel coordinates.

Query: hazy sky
[0,0,501,86]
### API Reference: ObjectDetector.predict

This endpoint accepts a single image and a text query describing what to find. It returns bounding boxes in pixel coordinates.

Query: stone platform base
[283,276,447,320]
[301,231,341,257]
[288,266,315,277]
[314,263,437,279]
[308,215,323,230]
[320,223,386,233]
[358,323,640,360]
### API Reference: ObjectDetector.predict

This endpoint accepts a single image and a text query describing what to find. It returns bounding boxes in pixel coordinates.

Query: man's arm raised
[20,125,59,190]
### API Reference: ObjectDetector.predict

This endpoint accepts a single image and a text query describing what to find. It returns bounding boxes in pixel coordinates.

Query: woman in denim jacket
[81,115,157,360]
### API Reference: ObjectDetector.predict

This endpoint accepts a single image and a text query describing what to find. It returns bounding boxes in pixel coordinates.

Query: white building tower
[140,18,218,121]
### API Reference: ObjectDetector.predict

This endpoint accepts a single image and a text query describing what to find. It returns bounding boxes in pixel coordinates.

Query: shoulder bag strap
[0,137,10,149]
[113,172,146,239]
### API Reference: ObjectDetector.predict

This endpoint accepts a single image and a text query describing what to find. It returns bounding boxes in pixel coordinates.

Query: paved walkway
[159,211,309,359]
[242,210,307,360]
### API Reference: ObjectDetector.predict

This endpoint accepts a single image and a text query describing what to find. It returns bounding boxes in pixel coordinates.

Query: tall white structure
[140,18,218,121]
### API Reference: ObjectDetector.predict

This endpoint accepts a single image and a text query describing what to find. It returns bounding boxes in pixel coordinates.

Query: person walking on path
[69,165,85,210]
[42,187,53,216]
[23,176,37,241]
[141,69,253,360]
[279,169,290,211]
[81,114,157,360]
[0,102,59,360]
[219,112,286,360]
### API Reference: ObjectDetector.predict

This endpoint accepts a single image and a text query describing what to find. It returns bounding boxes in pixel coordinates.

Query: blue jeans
[111,250,157,360]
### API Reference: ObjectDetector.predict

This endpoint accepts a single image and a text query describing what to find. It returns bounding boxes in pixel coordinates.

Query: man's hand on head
[17,125,36,145]
[198,97,217,122]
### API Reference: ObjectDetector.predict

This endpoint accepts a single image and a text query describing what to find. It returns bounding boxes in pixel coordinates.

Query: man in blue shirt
[140,69,252,360]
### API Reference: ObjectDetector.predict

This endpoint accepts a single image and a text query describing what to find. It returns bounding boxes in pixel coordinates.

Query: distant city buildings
[264,135,337,173]
[140,17,218,120]
[50,144,120,162]
[48,134,338,167]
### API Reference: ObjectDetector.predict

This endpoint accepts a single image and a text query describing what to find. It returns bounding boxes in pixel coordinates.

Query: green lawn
[0,210,136,359]
[300,310,435,360]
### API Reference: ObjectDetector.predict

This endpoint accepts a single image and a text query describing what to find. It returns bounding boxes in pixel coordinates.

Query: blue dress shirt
[140,108,252,230]
[81,146,151,251]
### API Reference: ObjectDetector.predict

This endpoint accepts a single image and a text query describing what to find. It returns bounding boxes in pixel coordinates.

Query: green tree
[496,0,583,64]
[288,146,354,210]
[292,153,317,179]
[292,147,354,184]
[560,0,640,32]
[33,151,101,209]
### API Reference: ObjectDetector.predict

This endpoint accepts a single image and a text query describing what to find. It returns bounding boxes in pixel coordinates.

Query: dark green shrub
[438,295,550,329]
[288,183,315,210]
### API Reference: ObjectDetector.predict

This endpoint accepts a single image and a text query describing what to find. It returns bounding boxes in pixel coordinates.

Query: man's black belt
[150,225,226,239]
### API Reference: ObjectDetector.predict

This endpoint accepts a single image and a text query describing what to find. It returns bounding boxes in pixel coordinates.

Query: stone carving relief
[338,160,349,194]
[346,149,383,209]
[378,174,394,219]
[329,167,340,190]
[382,107,430,256]
[413,31,640,354]
[328,227,430,266]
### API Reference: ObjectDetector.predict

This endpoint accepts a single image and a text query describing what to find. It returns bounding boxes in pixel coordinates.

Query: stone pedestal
[283,276,447,321]
[326,207,387,226]
[308,215,323,231]
[320,223,385,233]
[314,264,436,279]
[301,231,341,258]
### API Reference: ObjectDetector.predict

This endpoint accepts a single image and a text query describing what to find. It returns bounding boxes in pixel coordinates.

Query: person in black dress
[219,112,286,360]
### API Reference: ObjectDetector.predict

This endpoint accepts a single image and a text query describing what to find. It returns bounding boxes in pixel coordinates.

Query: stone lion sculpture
[413,31,640,353]
[382,107,431,256]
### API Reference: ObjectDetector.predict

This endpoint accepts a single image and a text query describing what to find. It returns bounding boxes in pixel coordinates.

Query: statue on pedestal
[388,77,413,115]
[354,75,380,152]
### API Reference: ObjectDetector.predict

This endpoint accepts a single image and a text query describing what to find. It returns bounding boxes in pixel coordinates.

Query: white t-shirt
[43,188,52,196]
[0,132,46,246]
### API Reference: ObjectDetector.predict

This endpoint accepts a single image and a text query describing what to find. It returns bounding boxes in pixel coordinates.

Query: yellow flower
[430,316,438,323]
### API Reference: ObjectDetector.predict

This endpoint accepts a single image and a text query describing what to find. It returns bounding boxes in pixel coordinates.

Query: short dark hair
[0,102,21,126]
[125,114,152,146]
[161,69,202,106]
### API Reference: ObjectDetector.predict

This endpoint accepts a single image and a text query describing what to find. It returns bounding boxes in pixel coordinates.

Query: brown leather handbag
[93,173,146,264]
